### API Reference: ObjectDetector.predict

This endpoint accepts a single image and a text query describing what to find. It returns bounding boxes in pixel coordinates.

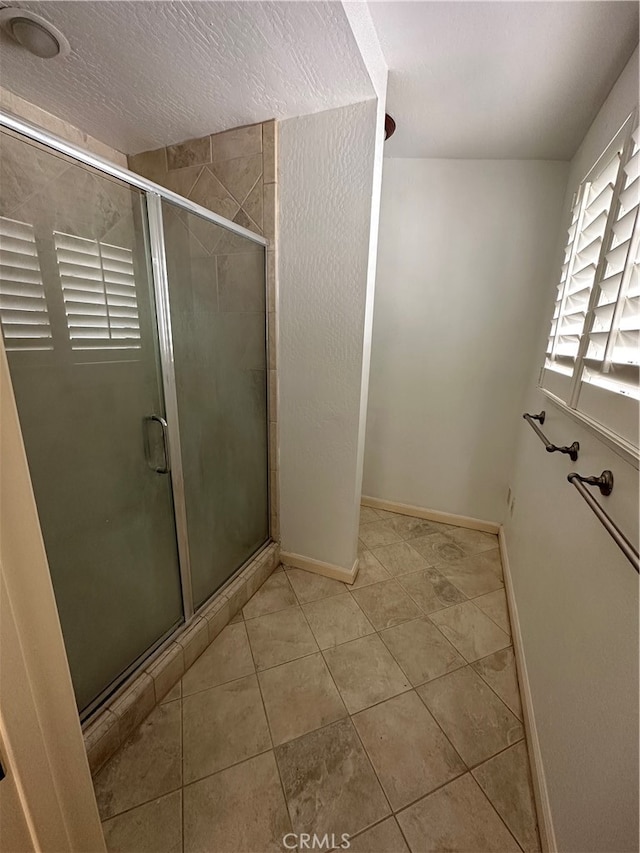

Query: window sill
[539,387,639,470]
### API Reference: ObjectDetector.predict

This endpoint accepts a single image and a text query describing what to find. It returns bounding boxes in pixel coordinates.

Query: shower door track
[80,539,274,723]
[0,109,273,715]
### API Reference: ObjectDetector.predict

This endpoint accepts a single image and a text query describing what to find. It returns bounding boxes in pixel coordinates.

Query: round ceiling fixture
[0,7,70,58]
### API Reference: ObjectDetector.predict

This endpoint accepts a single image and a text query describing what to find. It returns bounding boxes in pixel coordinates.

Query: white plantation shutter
[541,115,640,449]
[577,125,639,444]
[54,232,141,349]
[545,145,623,379]
[545,188,587,371]
[0,217,53,351]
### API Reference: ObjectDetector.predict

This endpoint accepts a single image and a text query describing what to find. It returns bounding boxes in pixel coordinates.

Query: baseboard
[280,551,359,584]
[499,526,557,853]
[361,495,500,534]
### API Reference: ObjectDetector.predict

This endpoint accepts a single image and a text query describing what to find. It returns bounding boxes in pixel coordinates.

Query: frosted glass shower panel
[161,202,269,607]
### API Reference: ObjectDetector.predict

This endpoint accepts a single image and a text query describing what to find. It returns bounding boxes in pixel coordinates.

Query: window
[54,232,141,350]
[0,216,53,351]
[541,114,639,450]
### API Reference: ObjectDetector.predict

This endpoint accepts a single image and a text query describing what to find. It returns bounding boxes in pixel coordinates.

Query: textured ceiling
[370,1,639,159]
[0,1,374,154]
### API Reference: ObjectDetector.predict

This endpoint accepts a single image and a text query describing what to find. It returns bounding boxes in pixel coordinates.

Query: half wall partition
[0,112,270,717]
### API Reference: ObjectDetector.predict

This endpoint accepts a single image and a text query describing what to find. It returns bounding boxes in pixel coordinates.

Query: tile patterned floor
[94,508,541,853]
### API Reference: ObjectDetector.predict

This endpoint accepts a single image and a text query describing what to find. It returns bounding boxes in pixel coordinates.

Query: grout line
[469,771,526,853]
[180,746,277,795]
[466,735,527,773]
[376,620,466,687]
[182,668,260,701]
[242,600,298,622]
[390,765,469,817]
[394,813,414,852]
[180,673,184,853]
[295,602,397,824]
[468,588,514,636]
[470,645,525,721]
[413,666,526,770]
[343,813,396,845]
[242,602,295,837]
[99,782,184,823]
[180,782,185,853]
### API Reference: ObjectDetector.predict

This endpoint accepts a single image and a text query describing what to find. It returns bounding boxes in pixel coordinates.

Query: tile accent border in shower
[83,541,281,775]
[128,119,280,540]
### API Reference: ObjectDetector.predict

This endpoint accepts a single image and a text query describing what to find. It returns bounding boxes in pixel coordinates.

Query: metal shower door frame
[0,108,270,628]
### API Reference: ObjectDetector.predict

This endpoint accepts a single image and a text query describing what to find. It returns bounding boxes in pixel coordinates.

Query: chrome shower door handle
[143,415,171,474]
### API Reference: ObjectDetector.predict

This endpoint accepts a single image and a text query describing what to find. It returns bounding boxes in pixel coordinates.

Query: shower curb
[83,541,280,775]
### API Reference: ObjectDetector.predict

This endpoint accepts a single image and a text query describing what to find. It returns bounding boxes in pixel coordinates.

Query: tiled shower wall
[128,121,279,539]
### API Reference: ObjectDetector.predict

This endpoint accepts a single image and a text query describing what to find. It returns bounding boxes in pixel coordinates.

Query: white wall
[505,47,639,853]
[341,0,388,555]
[278,100,378,570]
[363,158,568,521]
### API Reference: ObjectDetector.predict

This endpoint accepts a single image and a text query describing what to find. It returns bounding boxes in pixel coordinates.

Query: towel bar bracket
[547,441,580,462]
[567,470,614,497]
[523,412,580,461]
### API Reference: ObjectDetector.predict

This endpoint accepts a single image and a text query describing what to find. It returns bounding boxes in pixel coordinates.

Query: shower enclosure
[0,113,270,717]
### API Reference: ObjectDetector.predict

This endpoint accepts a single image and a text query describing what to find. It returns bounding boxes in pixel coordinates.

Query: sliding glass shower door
[162,201,269,607]
[0,120,270,717]
[0,130,183,713]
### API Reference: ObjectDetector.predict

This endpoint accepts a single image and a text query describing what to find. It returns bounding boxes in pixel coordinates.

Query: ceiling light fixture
[384,114,396,141]
[0,7,70,58]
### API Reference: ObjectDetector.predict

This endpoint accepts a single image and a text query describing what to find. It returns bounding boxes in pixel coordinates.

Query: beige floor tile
[351,549,391,588]
[383,515,443,541]
[285,567,347,603]
[369,508,400,520]
[358,520,404,549]
[473,741,541,852]
[436,550,504,598]
[474,588,511,634]
[94,701,181,820]
[398,568,466,613]
[360,506,380,524]
[429,601,510,662]
[409,533,466,566]
[102,791,182,853]
[353,692,465,810]
[370,541,430,577]
[397,774,520,852]
[245,605,318,670]
[181,622,254,696]
[302,593,375,649]
[229,610,243,624]
[418,667,523,766]
[160,682,181,704]
[348,818,410,853]
[446,527,499,555]
[472,647,522,719]
[323,633,411,713]
[242,571,297,619]
[258,652,347,745]
[183,751,291,853]
[351,580,422,630]
[182,674,271,784]
[276,717,390,838]
[379,617,465,686]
